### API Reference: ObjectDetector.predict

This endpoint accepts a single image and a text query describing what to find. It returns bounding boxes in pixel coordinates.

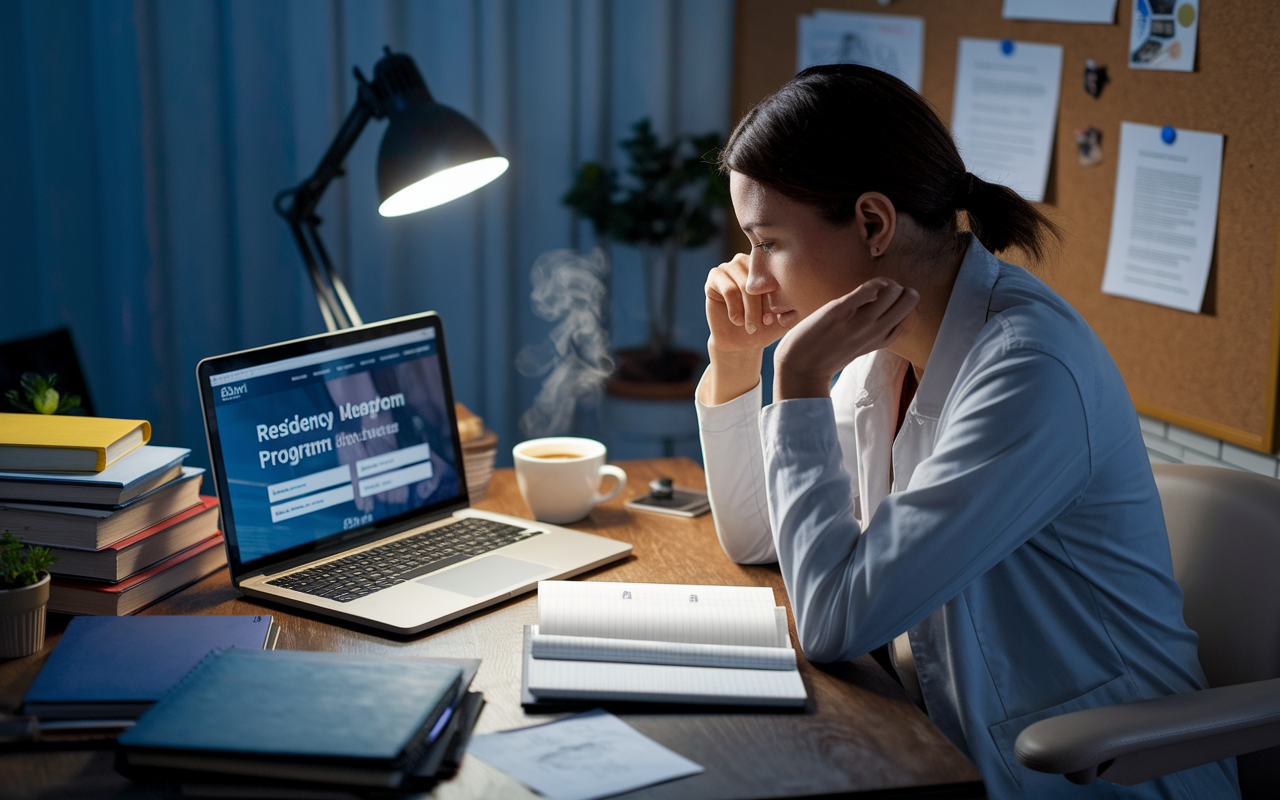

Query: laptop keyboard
[264,518,540,603]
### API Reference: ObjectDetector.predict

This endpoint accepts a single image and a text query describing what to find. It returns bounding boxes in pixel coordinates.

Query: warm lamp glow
[378,157,510,217]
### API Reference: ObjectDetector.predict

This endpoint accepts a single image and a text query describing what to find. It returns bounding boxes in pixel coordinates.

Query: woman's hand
[774,278,919,401]
[700,253,786,406]
[704,253,786,354]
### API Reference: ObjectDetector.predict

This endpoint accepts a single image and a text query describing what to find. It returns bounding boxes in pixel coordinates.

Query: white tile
[1142,432,1183,461]
[1166,425,1222,459]
[1137,415,1167,437]
[1147,449,1176,464]
[1180,450,1244,471]
[1221,443,1279,477]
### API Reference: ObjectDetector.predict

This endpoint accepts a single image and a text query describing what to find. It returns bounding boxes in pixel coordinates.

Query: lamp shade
[377,101,509,217]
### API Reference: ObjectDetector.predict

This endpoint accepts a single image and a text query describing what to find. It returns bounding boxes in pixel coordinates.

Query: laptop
[196,311,631,634]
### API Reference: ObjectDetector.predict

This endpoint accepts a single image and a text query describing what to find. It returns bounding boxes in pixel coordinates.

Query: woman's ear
[855,192,897,257]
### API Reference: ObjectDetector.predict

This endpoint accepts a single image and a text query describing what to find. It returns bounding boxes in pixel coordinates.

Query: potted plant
[563,119,728,394]
[0,532,57,658]
[5,372,83,415]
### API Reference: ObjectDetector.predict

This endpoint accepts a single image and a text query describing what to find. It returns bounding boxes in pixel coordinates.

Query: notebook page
[525,645,807,707]
[537,581,776,606]
[530,633,797,671]
[539,597,785,647]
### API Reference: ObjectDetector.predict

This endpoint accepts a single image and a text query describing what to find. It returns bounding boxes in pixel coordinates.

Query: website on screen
[209,329,459,563]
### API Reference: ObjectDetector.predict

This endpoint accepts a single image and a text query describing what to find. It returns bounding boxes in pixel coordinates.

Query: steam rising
[517,248,613,437]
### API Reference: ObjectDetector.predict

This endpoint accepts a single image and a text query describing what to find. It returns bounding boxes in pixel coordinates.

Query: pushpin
[1083,59,1108,99]
[1001,39,1015,56]
[1161,126,1176,144]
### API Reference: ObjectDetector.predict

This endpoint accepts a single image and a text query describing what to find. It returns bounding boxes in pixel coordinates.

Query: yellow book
[0,413,151,472]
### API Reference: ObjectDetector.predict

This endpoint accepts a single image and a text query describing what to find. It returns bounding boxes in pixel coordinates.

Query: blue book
[0,445,189,506]
[0,466,205,549]
[22,615,278,720]
[118,649,464,788]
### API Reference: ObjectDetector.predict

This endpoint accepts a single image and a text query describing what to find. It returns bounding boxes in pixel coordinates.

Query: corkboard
[732,0,1280,453]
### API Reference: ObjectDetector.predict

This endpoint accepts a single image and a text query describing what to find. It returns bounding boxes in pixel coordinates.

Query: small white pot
[0,572,50,659]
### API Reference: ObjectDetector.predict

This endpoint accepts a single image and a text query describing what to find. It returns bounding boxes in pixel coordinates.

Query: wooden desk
[0,458,983,798]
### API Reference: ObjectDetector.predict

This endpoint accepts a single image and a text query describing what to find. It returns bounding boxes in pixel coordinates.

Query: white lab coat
[696,235,1239,799]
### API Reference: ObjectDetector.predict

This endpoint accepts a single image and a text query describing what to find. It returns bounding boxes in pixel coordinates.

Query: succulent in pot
[0,532,57,659]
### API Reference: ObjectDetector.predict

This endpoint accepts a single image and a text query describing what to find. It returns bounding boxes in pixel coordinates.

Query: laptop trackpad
[416,555,549,598]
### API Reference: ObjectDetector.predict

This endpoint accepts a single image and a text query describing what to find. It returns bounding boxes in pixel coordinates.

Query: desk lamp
[275,47,509,331]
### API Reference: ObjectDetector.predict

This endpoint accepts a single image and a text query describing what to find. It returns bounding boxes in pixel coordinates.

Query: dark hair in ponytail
[720,64,1059,262]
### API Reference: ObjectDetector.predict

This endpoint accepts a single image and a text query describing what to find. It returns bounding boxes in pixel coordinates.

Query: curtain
[0,0,735,472]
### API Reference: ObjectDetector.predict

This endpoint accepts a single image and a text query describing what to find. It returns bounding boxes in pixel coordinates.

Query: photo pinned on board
[1129,0,1198,72]
[1074,127,1104,167]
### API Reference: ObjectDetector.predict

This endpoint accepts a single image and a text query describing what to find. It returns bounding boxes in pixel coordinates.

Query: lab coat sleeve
[696,374,777,564]
[761,349,1090,663]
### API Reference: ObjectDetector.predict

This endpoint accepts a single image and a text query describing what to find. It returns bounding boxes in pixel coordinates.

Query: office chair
[1015,463,1280,795]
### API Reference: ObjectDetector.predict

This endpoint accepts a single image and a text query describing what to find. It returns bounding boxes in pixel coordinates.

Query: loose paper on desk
[1129,0,1199,72]
[1002,0,1117,24]
[1100,122,1223,313]
[951,39,1063,203]
[468,709,703,800]
[796,9,924,92]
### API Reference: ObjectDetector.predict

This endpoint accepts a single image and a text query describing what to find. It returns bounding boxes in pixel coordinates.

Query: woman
[697,65,1238,799]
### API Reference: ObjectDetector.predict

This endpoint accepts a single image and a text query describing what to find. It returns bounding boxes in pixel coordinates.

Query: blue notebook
[0,445,190,506]
[22,615,277,720]
[118,649,463,788]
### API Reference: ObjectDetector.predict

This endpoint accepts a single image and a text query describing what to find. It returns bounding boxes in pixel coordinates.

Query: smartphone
[625,487,711,518]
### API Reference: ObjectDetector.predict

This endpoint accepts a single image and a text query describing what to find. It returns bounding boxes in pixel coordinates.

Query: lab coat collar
[913,234,999,420]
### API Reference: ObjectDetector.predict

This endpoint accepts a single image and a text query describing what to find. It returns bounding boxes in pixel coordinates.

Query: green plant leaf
[4,388,34,413]
[0,531,57,589]
[33,388,60,415]
[56,392,82,414]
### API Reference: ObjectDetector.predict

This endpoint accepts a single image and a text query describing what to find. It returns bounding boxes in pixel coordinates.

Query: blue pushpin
[1001,39,1015,56]
[1161,126,1176,144]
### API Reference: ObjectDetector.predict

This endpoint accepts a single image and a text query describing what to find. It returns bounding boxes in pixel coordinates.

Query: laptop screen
[200,314,465,573]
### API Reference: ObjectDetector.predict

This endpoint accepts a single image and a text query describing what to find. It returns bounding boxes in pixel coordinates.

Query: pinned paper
[1129,0,1199,71]
[1101,122,1224,312]
[951,38,1064,203]
[1003,0,1118,24]
[796,9,925,92]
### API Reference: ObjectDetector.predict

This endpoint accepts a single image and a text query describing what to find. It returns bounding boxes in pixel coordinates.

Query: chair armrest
[1015,677,1280,786]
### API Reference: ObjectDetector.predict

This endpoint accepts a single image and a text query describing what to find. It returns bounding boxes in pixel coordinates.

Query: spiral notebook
[521,581,808,708]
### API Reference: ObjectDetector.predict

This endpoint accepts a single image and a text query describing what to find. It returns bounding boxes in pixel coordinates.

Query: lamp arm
[277,69,384,330]
[285,216,346,330]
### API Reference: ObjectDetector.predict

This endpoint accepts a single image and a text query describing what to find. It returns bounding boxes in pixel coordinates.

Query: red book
[49,534,227,616]
[45,497,220,582]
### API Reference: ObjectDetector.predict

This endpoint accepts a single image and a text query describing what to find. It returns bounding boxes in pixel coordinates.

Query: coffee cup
[513,437,627,524]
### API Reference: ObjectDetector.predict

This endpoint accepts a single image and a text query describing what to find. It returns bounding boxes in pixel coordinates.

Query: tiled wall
[1140,415,1280,478]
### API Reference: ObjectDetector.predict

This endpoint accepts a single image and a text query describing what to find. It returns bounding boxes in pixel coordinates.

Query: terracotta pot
[0,572,50,659]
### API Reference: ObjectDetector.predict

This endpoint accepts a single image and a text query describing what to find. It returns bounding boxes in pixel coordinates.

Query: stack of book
[0,413,226,615]
[455,403,497,500]
[115,649,484,795]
